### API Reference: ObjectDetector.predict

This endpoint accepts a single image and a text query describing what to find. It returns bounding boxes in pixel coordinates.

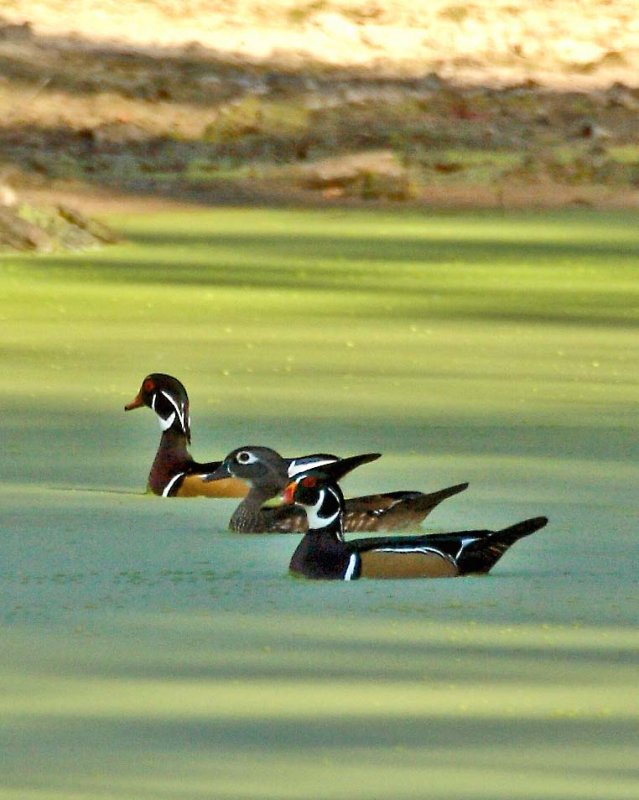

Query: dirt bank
[1,1,639,211]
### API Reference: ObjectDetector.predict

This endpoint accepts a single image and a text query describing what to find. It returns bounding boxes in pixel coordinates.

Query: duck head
[282,452,381,530]
[125,373,192,442]
[204,446,290,495]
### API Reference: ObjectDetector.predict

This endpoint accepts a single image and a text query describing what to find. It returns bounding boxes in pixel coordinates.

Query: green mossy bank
[1,207,638,800]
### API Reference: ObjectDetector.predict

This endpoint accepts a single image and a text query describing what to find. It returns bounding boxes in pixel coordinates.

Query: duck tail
[412,482,469,511]
[497,516,549,544]
[459,516,548,575]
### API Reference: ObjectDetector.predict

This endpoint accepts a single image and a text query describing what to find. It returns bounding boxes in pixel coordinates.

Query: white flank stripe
[375,546,439,554]
[162,472,185,497]
[456,536,476,558]
[344,553,359,581]
[375,546,457,566]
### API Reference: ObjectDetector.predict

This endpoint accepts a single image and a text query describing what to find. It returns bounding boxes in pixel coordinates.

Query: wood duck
[124,373,250,497]
[282,458,548,580]
[124,373,343,499]
[204,445,469,534]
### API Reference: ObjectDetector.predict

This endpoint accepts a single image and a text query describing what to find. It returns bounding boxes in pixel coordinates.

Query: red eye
[301,476,317,488]
[143,379,155,393]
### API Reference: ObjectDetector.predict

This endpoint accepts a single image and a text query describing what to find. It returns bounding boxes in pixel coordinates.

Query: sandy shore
[2,0,639,88]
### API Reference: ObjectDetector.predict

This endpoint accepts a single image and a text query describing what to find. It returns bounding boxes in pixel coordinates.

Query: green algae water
[1,206,638,799]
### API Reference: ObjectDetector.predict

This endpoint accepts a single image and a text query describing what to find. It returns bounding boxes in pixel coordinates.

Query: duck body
[283,461,548,580]
[146,428,243,498]
[331,518,548,580]
[205,446,468,533]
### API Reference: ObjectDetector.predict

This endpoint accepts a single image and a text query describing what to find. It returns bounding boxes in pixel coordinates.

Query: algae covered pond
[1,207,638,799]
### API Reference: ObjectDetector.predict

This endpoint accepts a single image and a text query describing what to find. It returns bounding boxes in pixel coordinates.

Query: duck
[281,457,548,579]
[204,445,469,533]
[124,373,343,498]
[124,373,249,497]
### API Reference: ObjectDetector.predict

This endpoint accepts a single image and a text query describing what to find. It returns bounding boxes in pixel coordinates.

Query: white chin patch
[305,490,340,530]
[158,412,176,431]
[155,389,188,434]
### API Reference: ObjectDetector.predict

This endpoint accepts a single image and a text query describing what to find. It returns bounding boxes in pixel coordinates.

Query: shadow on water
[1,405,638,488]
[41,229,639,271]
[22,225,639,328]
[125,228,639,260]
[2,614,638,798]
